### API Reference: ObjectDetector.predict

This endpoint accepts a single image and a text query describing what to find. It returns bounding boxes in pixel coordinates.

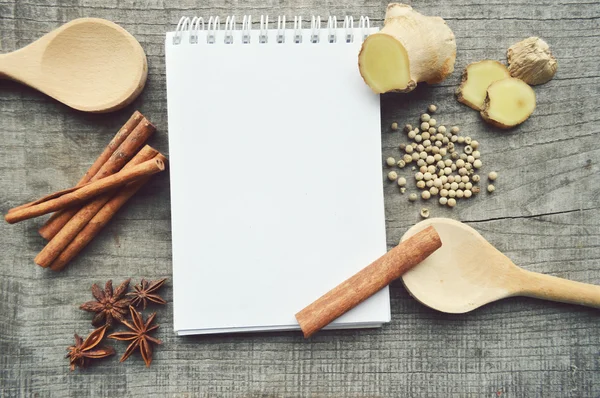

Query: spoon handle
[519,269,600,309]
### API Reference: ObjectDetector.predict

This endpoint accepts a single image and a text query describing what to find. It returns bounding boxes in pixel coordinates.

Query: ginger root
[507,37,557,85]
[480,77,536,129]
[358,3,456,94]
[456,60,510,110]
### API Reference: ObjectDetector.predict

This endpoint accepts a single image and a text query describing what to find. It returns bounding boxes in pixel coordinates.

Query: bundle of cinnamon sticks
[4,111,166,271]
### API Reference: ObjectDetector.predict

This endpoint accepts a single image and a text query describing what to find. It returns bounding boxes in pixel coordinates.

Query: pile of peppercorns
[385,105,498,215]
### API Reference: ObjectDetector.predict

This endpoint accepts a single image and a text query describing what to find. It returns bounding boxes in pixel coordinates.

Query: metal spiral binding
[173,15,372,45]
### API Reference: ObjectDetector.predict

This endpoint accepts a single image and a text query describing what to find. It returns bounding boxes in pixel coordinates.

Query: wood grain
[0,0,599,397]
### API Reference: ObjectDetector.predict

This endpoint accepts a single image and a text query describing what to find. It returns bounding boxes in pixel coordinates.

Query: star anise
[80,279,131,327]
[66,325,115,371]
[109,306,162,367]
[126,278,167,309]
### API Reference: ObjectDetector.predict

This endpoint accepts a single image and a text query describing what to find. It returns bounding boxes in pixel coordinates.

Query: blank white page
[165,26,389,335]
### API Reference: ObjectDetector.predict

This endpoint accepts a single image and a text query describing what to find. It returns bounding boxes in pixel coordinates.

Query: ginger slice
[456,60,510,110]
[358,3,456,94]
[480,77,536,129]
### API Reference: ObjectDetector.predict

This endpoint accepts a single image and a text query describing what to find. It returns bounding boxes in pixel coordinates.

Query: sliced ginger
[456,60,510,110]
[358,3,456,94]
[480,77,536,129]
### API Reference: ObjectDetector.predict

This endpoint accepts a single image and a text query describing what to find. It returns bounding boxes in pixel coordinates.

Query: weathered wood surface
[1,0,599,396]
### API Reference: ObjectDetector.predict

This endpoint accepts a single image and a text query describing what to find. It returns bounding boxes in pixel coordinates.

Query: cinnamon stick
[5,157,165,224]
[39,114,154,240]
[49,152,167,272]
[295,226,442,338]
[37,146,162,268]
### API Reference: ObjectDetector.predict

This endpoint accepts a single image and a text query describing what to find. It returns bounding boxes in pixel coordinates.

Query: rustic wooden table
[1,1,599,397]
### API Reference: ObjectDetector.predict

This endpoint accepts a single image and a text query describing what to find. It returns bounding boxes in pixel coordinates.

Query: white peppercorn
[460,153,468,161]
[397,160,406,168]
[473,159,482,169]
[465,163,472,171]
[456,159,465,168]
[422,131,430,140]
[420,122,430,131]
[464,137,472,145]
[432,146,440,155]
[409,193,418,201]
[433,178,443,188]
[417,159,426,167]
[404,124,413,132]
[443,167,451,175]
[464,145,473,155]
[451,164,457,171]
[457,136,465,144]
[450,126,460,134]
[428,127,437,134]
[464,189,472,198]
[420,165,428,173]
[391,122,399,131]
[467,155,475,163]
[447,142,455,151]
[442,137,449,145]
[412,152,420,161]
[440,148,447,156]
[440,189,449,197]
[388,171,398,181]
[436,160,445,169]
[458,167,468,176]
[439,197,448,205]
[451,135,458,143]
[420,151,428,160]
[473,150,481,159]
[465,182,472,190]
[448,189,456,198]
[472,174,480,182]
[487,184,495,193]
[429,118,437,127]
[433,154,442,162]
[456,189,464,198]
[403,154,413,163]
[488,171,498,181]
[416,180,426,189]
[397,177,407,187]
[429,186,439,196]
[450,182,459,191]
[443,183,451,190]
[426,156,435,165]
[461,175,470,183]
[420,208,430,218]
[423,172,433,181]
[414,135,422,142]
[421,113,431,122]
[435,133,444,141]
[447,198,457,207]
[438,126,446,134]
[400,187,406,193]
[440,176,448,184]
[423,139,432,147]
[415,172,424,181]
[472,186,481,194]
[470,140,479,149]
[416,144,424,152]
[435,141,443,147]
[428,104,437,113]
[427,165,436,174]
[386,157,396,167]
[408,130,417,139]
[447,175,455,183]
[421,190,431,200]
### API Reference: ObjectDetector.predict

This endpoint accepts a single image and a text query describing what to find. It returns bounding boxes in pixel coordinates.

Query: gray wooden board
[0,0,599,396]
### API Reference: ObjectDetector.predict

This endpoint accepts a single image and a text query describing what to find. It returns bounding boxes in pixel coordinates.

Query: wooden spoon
[401,218,600,313]
[0,18,147,113]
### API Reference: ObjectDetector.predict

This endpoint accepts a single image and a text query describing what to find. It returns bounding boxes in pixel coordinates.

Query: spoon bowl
[0,18,147,113]
[401,218,600,313]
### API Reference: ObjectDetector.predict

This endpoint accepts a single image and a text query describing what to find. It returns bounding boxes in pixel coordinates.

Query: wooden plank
[0,0,599,396]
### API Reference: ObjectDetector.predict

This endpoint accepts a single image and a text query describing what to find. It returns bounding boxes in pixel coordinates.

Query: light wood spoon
[0,18,147,113]
[401,218,600,313]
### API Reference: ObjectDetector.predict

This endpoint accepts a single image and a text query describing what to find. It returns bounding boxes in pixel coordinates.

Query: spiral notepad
[165,15,389,335]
